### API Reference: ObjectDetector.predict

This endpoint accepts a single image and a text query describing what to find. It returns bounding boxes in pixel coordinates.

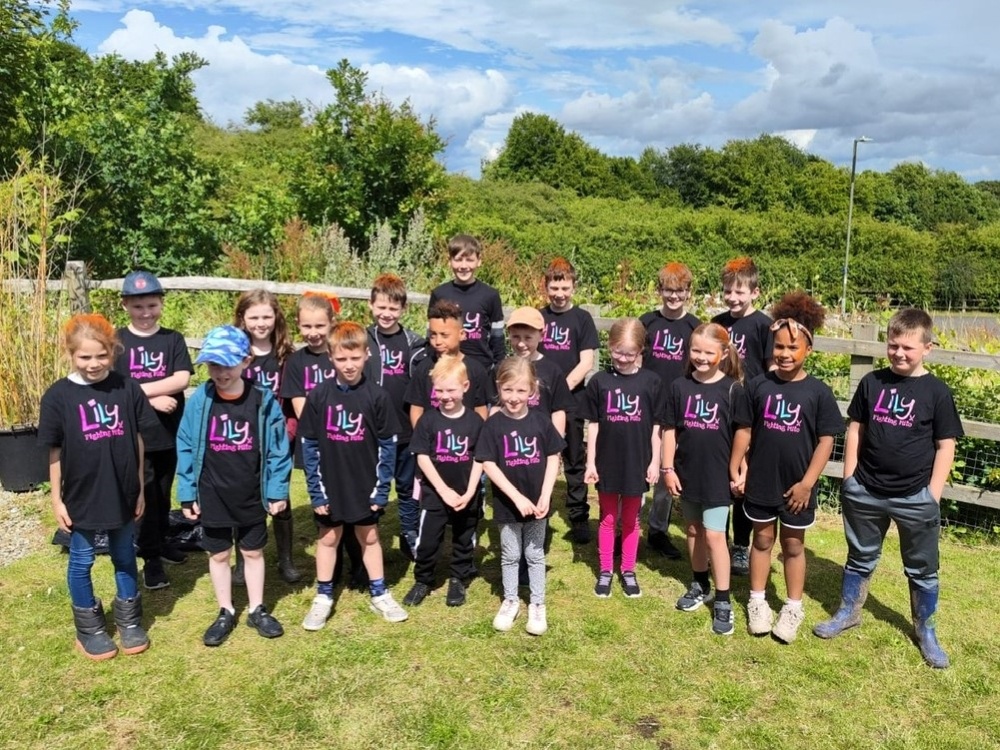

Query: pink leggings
[598,492,642,573]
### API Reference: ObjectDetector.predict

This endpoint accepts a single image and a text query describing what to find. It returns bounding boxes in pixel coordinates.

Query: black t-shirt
[848,369,964,497]
[475,409,565,524]
[244,351,282,397]
[298,376,400,523]
[198,387,263,527]
[711,310,773,382]
[114,327,193,450]
[404,353,490,413]
[538,305,600,394]
[526,356,576,420]
[429,279,504,370]
[735,372,844,509]
[640,310,701,393]
[664,375,743,507]
[580,368,667,496]
[370,327,419,442]
[37,373,160,530]
[410,408,484,511]
[279,347,336,400]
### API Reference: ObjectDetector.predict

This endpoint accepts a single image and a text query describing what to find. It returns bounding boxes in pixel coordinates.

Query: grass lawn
[2,482,998,750]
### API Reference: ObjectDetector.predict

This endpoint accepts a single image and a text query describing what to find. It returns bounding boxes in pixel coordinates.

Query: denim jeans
[394,442,418,541]
[68,521,139,607]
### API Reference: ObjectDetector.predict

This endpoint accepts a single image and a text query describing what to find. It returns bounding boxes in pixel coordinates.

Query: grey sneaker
[370,592,408,623]
[772,603,805,643]
[676,581,714,611]
[526,603,548,636]
[594,570,613,598]
[620,571,642,598]
[493,598,520,631]
[730,545,750,576]
[712,601,735,636]
[747,597,774,636]
[302,595,333,631]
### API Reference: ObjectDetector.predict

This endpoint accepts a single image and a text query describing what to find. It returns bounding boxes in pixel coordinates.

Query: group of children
[39,241,960,669]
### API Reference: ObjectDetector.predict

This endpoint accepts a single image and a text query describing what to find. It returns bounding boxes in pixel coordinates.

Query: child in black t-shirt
[234,289,300,584]
[365,273,428,560]
[403,356,484,608]
[428,234,505,372]
[38,314,160,660]
[662,323,744,636]
[730,293,843,644]
[814,309,962,669]
[711,257,773,579]
[506,306,575,436]
[476,358,564,636]
[176,326,292,646]
[299,321,408,629]
[538,258,599,543]
[582,318,666,599]
[641,261,701,561]
[113,270,193,591]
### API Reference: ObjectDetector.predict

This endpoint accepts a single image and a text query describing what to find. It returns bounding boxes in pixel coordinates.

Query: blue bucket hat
[196,325,251,367]
[121,270,164,297]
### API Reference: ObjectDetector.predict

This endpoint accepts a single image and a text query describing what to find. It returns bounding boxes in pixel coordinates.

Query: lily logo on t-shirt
[79,399,125,441]
[380,346,406,377]
[606,388,642,423]
[209,414,254,452]
[683,394,720,429]
[503,430,540,467]
[873,387,916,427]
[435,428,470,463]
[325,404,365,442]
[727,330,747,359]
[245,365,279,394]
[464,312,483,340]
[543,322,571,350]
[304,364,335,392]
[650,330,685,360]
[128,346,165,379]
[763,394,801,432]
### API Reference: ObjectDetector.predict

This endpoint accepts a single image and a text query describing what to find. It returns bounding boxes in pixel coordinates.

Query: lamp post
[840,136,872,316]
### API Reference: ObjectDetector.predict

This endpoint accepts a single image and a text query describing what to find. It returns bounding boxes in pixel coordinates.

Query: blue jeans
[841,476,940,592]
[68,522,139,607]
[394,443,418,540]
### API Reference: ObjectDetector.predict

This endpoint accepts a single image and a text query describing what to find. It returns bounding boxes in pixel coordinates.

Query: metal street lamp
[840,136,873,316]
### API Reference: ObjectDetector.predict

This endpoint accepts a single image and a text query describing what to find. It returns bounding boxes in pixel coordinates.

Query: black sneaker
[647,531,683,560]
[445,578,466,607]
[571,520,591,544]
[142,558,169,590]
[246,605,284,639]
[403,582,430,606]
[620,571,642,598]
[594,570,613,598]
[160,546,188,565]
[203,608,236,646]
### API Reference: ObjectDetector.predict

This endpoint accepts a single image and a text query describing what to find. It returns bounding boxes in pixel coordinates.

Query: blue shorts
[743,499,815,529]
[680,499,730,533]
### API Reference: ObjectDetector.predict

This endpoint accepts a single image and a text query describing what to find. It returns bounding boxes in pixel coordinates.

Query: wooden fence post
[64,260,90,314]
[849,323,879,392]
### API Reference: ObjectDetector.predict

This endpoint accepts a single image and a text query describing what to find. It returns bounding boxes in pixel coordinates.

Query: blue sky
[68,1,1000,181]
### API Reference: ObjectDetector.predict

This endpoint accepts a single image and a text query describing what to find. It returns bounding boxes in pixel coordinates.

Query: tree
[290,59,446,251]
[245,99,306,131]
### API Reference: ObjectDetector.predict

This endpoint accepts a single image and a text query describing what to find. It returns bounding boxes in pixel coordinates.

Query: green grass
[2,482,999,750]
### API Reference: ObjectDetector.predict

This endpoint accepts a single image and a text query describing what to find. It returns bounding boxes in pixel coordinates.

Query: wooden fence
[50,263,1000,512]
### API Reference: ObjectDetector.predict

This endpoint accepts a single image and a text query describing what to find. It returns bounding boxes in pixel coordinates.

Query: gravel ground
[0,488,48,567]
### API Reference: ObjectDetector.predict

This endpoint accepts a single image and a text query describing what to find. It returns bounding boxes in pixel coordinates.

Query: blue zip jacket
[175,381,291,508]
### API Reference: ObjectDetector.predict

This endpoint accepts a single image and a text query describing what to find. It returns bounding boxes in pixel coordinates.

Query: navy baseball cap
[121,270,164,297]
[196,326,251,367]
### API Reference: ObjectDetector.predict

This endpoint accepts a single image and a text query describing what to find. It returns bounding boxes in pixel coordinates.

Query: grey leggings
[499,519,547,605]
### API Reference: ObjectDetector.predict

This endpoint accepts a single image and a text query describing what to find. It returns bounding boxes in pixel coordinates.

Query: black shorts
[742,499,815,529]
[202,522,268,554]
[313,508,383,529]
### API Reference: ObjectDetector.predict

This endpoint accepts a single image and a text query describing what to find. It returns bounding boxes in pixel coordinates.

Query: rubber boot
[813,569,870,639]
[113,594,150,655]
[232,547,245,586]
[72,600,118,661]
[273,512,302,583]
[910,583,950,669]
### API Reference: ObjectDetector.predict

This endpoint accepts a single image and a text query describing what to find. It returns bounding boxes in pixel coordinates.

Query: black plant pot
[0,425,49,492]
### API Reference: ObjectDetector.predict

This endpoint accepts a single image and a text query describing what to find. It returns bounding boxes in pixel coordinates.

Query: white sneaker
[746,597,774,636]
[526,603,547,636]
[370,592,409,623]
[772,603,805,643]
[493,598,520,631]
[302,595,333,631]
